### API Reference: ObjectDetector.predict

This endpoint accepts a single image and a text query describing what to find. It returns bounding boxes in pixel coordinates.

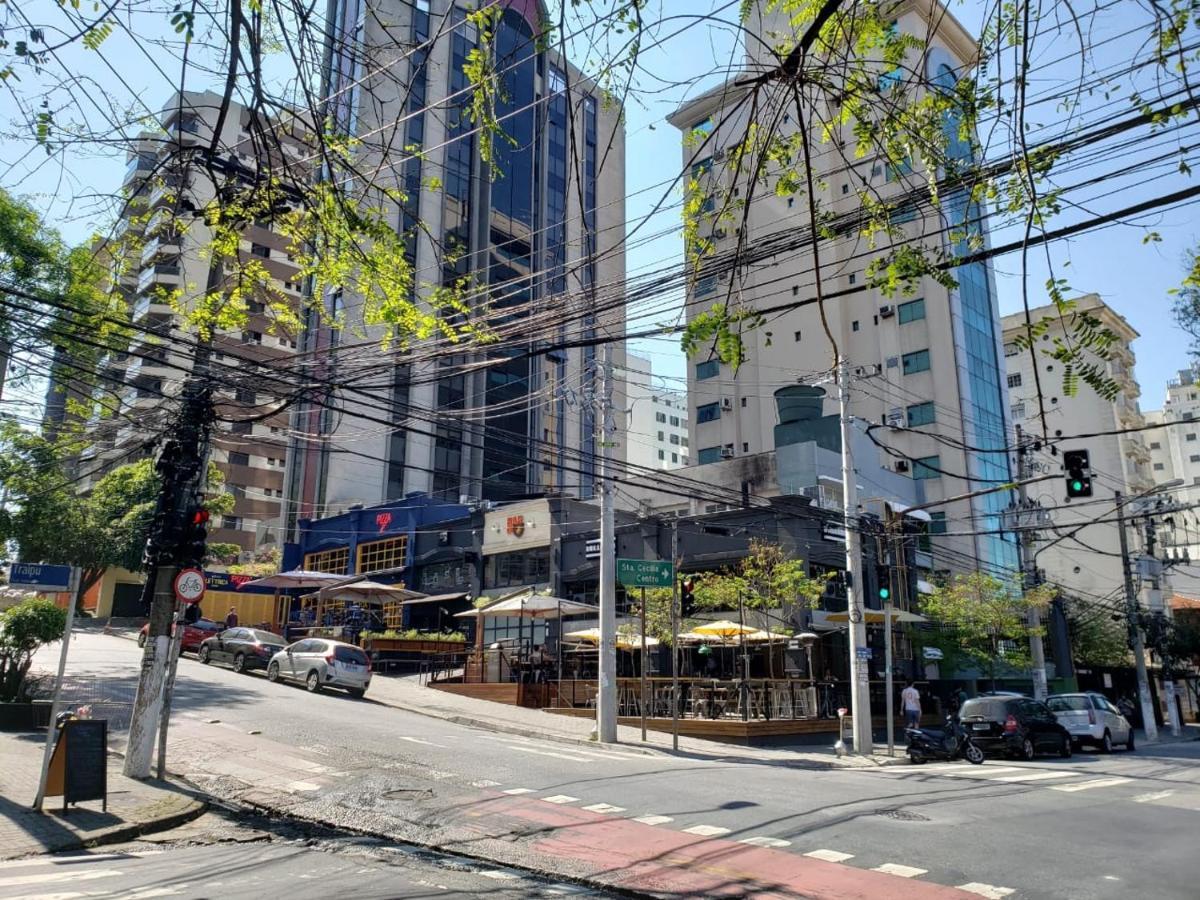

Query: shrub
[0,598,67,702]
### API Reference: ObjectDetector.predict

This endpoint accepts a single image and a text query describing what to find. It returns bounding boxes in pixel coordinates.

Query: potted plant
[0,598,66,729]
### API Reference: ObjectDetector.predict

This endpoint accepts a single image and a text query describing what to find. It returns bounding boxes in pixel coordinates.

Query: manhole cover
[877,809,930,822]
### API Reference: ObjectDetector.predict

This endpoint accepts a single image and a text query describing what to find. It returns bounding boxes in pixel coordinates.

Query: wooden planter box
[362,637,467,654]
[0,702,36,731]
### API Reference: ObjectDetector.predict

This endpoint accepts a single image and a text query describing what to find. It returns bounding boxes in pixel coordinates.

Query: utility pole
[837,359,872,754]
[1116,490,1158,743]
[596,341,618,743]
[670,518,680,752]
[1142,514,1181,737]
[125,382,213,778]
[1014,426,1048,701]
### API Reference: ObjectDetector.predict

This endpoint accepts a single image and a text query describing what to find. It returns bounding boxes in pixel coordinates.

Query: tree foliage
[0,597,67,702]
[918,572,1055,684]
[1067,603,1130,668]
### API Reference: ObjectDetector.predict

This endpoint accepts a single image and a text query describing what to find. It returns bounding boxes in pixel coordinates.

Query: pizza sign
[506,515,525,537]
[375,512,392,532]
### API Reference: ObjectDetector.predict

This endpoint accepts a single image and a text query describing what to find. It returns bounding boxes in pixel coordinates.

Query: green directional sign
[616,558,675,588]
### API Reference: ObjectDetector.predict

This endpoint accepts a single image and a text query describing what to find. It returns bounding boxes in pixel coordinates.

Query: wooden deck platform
[545,705,844,745]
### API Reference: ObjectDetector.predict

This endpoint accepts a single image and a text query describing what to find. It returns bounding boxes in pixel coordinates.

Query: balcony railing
[136,263,181,295]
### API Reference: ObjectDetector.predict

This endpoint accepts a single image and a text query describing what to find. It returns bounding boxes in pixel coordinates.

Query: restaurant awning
[393,591,470,607]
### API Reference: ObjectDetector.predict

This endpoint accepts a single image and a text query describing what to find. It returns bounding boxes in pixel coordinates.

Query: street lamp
[798,631,819,717]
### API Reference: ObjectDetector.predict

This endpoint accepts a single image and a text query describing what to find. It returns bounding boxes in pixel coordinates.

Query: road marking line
[1133,790,1174,803]
[582,803,626,814]
[740,836,791,848]
[507,745,599,763]
[957,883,1016,899]
[682,824,731,837]
[804,849,854,863]
[502,788,534,795]
[494,739,647,762]
[632,814,673,825]
[0,870,123,887]
[1049,777,1132,792]
[285,781,321,792]
[541,795,580,804]
[398,736,444,747]
[472,779,501,788]
[479,870,520,881]
[872,864,928,878]
[943,767,1020,777]
[990,770,1080,783]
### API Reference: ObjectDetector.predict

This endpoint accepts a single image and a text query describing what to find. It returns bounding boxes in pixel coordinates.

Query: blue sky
[2,0,1193,415]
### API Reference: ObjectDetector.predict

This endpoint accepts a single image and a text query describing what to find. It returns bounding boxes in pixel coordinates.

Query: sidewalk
[0,728,206,860]
[367,673,906,768]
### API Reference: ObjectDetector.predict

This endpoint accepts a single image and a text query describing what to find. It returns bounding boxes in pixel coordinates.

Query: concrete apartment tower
[624,353,689,471]
[68,90,309,553]
[1146,365,1200,561]
[667,0,1017,575]
[288,0,626,526]
[1002,295,1153,600]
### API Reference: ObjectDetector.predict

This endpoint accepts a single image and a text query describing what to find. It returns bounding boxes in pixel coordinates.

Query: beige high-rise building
[668,0,1017,576]
[72,89,309,552]
[1145,365,1200,561]
[1002,295,1152,599]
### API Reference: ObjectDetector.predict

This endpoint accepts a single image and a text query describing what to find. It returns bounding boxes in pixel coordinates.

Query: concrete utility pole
[125,384,213,778]
[837,360,873,754]
[596,342,618,743]
[1116,490,1158,743]
[670,518,680,752]
[1142,514,1181,737]
[1014,426,1048,701]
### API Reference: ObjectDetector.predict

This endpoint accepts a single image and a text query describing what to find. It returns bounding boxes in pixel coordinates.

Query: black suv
[959,695,1073,760]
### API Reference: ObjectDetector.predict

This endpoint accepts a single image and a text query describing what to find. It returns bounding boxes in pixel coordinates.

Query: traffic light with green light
[1063,449,1093,498]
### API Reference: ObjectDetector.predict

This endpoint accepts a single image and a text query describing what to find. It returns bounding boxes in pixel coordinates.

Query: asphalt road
[34,630,1200,899]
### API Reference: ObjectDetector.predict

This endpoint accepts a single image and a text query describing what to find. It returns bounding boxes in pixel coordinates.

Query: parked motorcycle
[906,714,985,765]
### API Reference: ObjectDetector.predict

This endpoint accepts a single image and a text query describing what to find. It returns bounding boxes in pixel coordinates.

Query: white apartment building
[290,0,627,523]
[667,0,1017,576]
[69,90,307,552]
[624,354,688,471]
[1002,295,1153,600]
[1146,365,1200,562]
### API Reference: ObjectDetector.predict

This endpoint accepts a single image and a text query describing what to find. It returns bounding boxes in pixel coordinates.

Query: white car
[1046,692,1134,752]
[267,638,372,698]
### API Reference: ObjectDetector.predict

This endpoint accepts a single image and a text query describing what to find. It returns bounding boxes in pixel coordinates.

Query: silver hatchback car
[1047,692,1134,752]
[267,638,372,698]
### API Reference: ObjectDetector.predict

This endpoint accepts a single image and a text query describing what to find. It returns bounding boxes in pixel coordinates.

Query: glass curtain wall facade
[545,66,570,491]
[937,63,1018,573]
[578,96,599,499]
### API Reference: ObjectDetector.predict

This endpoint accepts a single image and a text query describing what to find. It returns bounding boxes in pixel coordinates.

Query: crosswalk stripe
[582,803,626,814]
[804,849,854,863]
[1049,777,1132,792]
[1133,790,1174,803]
[632,814,673,825]
[541,794,580,804]
[957,883,1016,898]
[0,870,123,887]
[740,836,792,848]
[502,788,534,795]
[682,824,731,837]
[507,745,598,763]
[943,767,1020,777]
[990,770,1080,783]
[398,736,444,747]
[872,863,928,878]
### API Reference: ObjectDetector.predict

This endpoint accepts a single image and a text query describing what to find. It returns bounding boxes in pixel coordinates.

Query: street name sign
[616,558,674,589]
[9,562,73,592]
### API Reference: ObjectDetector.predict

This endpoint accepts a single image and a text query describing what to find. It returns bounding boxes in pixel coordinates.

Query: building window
[1188,434,1197,442]
[670,434,680,445]
[681,437,689,447]
[486,548,550,588]
[852,320,860,332]
[918,512,948,552]
[902,350,931,375]
[222,515,242,531]
[228,451,250,467]
[242,330,262,345]
[1007,372,1022,388]
[1190,455,1200,463]
[1150,441,1162,450]
[356,535,409,573]
[655,411,666,423]
[1004,342,1019,357]
[696,359,719,380]
[913,455,941,479]
[907,402,935,427]
[696,402,721,423]
[1154,462,1165,471]
[669,415,680,426]
[698,446,722,464]
[250,244,270,258]
[794,330,802,342]
[1186,412,1195,421]
[231,421,252,435]
[304,547,350,575]
[671,453,679,463]
[898,298,925,324]
[658,449,665,460]
[1010,402,1025,420]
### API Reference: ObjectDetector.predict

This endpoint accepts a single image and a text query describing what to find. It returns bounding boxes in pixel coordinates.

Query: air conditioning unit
[895,460,910,473]
[721,397,733,410]
[721,447,735,460]
[879,305,895,318]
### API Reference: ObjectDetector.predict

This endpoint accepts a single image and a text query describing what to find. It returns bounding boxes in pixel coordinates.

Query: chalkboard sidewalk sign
[44,719,108,814]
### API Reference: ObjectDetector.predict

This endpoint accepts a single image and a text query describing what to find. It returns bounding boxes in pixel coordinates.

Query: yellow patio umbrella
[564,627,660,651]
[692,619,757,638]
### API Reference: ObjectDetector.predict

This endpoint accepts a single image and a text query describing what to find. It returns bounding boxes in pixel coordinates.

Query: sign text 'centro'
[616,558,675,588]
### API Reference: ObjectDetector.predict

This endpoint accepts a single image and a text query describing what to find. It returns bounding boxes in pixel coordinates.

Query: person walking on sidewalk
[902,680,922,728]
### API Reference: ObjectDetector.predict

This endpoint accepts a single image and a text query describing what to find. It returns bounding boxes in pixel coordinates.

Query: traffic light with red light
[680,576,696,618]
[179,506,210,567]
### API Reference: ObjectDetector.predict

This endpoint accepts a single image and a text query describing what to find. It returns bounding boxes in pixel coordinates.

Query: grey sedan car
[266,638,372,698]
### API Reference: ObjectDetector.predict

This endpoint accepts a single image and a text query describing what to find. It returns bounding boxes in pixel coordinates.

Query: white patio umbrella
[239,569,352,590]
